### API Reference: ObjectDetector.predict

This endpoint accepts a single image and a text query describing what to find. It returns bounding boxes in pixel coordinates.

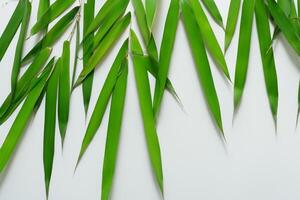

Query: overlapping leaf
[225,0,241,51]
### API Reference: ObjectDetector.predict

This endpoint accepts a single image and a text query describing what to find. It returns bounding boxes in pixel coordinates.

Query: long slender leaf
[201,0,224,28]
[255,0,278,123]
[31,0,75,35]
[0,0,25,62]
[71,20,80,87]
[101,62,128,200]
[132,0,150,43]
[37,0,50,20]
[225,0,241,52]
[131,30,164,195]
[76,40,128,167]
[82,0,95,114]
[43,58,60,197]
[73,13,131,88]
[145,0,157,30]
[58,41,71,145]
[153,0,180,118]
[11,0,31,99]
[188,0,231,80]
[181,0,224,135]
[0,71,50,173]
[233,0,255,110]
[22,6,80,64]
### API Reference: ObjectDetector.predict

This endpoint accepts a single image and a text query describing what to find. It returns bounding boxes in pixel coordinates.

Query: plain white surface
[1,0,300,199]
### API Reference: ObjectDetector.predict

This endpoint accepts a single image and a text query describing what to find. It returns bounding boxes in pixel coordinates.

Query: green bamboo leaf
[43,58,60,197]
[71,20,80,87]
[73,13,131,88]
[31,0,75,35]
[298,0,300,16]
[233,0,255,110]
[225,0,241,52]
[153,0,180,118]
[201,0,224,28]
[145,0,157,30]
[101,63,128,200]
[132,0,150,43]
[266,0,300,55]
[188,0,231,80]
[37,0,50,20]
[0,57,54,125]
[11,0,31,99]
[82,0,95,114]
[76,40,128,167]
[0,48,52,119]
[58,41,71,145]
[0,0,24,62]
[130,29,164,195]
[22,6,80,64]
[255,0,278,123]
[85,0,129,37]
[0,70,50,173]
[181,0,224,135]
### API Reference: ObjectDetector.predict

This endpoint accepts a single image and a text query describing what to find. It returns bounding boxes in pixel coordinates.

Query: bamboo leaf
[43,58,60,197]
[37,0,50,20]
[73,13,131,88]
[266,0,300,55]
[22,6,80,64]
[145,0,157,30]
[58,41,71,145]
[225,0,241,52]
[153,0,180,118]
[85,0,129,37]
[188,0,231,80]
[201,0,224,28]
[76,40,128,167]
[233,0,255,110]
[82,0,95,114]
[0,0,24,62]
[255,0,278,123]
[11,0,31,99]
[31,0,75,35]
[71,20,80,87]
[101,62,128,200]
[0,70,50,173]
[181,0,224,135]
[131,30,164,195]
[132,0,151,43]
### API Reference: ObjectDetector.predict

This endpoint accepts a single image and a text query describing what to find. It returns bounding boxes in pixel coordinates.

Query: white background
[1,0,300,199]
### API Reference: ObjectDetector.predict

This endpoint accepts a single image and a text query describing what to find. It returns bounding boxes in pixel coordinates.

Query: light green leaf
[37,0,50,20]
[132,0,151,43]
[201,0,224,28]
[225,0,241,52]
[145,0,157,30]
[101,62,128,200]
[153,0,180,118]
[181,0,224,136]
[131,29,164,195]
[76,40,128,167]
[31,0,75,35]
[58,41,71,145]
[233,0,255,110]
[73,13,131,88]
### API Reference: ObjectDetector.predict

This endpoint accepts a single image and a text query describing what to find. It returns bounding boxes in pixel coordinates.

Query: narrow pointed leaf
[82,0,95,114]
[101,63,128,200]
[11,0,31,99]
[131,30,164,195]
[181,0,224,135]
[0,72,49,173]
[225,0,241,52]
[58,41,71,145]
[153,0,180,118]
[0,0,24,62]
[31,0,75,35]
[43,59,60,197]
[22,6,79,64]
[73,13,131,88]
[71,20,80,87]
[201,0,224,28]
[132,0,151,43]
[37,0,50,20]
[76,40,128,167]
[233,0,255,110]
[145,0,157,30]
[188,0,231,80]
[255,0,278,122]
